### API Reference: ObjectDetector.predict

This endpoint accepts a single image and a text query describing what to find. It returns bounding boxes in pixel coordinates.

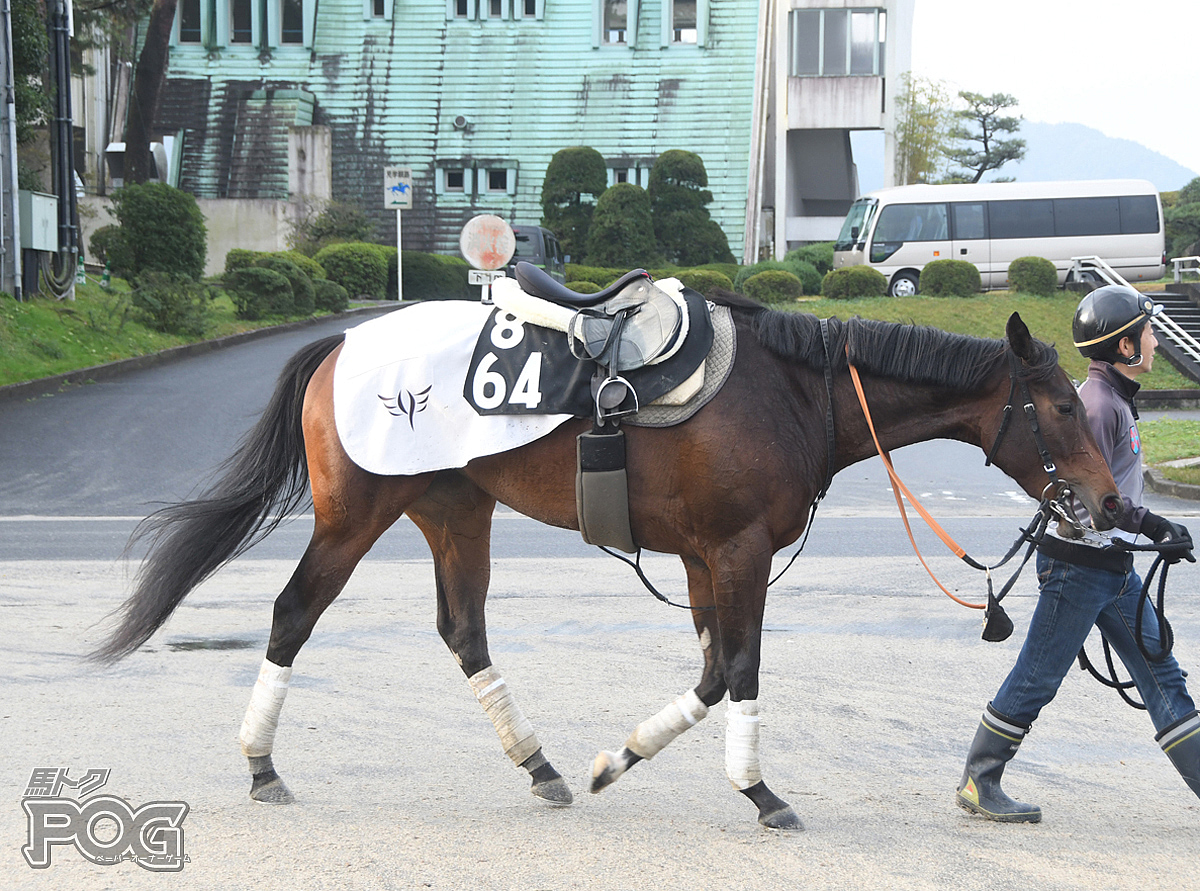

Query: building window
[521,0,537,16]
[488,169,508,191]
[614,168,629,184]
[450,0,477,18]
[179,0,202,43]
[603,0,626,44]
[671,0,696,43]
[281,0,304,43]
[373,0,385,14]
[789,8,886,77]
[446,169,465,191]
[231,0,253,42]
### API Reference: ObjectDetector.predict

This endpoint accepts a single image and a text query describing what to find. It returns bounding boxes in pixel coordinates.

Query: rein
[846,351,1059,640]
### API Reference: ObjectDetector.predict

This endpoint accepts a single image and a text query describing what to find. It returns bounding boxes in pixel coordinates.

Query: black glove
[1141,512,1196,564]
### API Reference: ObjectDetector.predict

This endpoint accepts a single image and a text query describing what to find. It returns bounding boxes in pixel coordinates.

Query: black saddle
[515,261,651,308]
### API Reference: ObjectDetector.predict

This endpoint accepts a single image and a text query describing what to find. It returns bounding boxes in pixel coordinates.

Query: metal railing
[1171,256,1200,284]
[1069,255,1128,287]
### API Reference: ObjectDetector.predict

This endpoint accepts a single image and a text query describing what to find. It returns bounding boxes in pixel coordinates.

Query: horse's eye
[1056,403,1074,416]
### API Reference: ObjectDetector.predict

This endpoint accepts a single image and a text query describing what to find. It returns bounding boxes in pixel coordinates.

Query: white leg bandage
[725,699,762,790]
[625,689,709,760]
[239,659,292,758]
[468,666,541,766]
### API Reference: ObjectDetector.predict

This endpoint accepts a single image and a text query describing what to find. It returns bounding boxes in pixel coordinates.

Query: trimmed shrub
[821,265,888,299]
[273,250,326,280]
[566,264,624,287]
[785,242,835,275]
[107,182,207,283]
[131,271,213,336]
[675,268,734,297]
[1008,256,1058,296]
[743,269,802,304]
[226,267,294,319]
[254,255,315,315]
[314,242,388,299]
[88,225,125,268]
[288,200,375,257]
[224,248,262,274]
[399,251,472,301]
[785,259,822,296]
[734,259,789,292]
[586,183,660,268]
[694,262,739,283]
[919,259,981,297]
[566,280,602,294]
[313,278,350,312]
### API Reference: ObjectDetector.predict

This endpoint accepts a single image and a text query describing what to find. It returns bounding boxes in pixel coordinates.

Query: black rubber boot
[956,704,1042,823]
[1157,710,1200,799]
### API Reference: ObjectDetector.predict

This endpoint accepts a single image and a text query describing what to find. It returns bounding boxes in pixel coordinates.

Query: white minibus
[832,179,1166,296]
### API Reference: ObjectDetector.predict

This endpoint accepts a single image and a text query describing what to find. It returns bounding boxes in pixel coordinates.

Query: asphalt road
[3,314,1199,889]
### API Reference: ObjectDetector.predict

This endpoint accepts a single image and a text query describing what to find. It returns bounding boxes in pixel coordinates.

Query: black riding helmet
[1072,285,1162,365]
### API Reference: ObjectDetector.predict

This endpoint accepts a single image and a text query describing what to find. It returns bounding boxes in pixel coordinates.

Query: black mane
[710,294,1059,392]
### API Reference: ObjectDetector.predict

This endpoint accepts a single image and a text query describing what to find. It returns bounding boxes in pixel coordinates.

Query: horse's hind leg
[590,556,727,792]
[407,472,573,806]
[241,468,432,804]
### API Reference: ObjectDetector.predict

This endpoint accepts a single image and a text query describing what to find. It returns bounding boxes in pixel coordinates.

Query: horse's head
[985,313,1123,531]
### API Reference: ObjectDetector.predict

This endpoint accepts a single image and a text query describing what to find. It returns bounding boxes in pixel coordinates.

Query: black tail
[90,334,345,663]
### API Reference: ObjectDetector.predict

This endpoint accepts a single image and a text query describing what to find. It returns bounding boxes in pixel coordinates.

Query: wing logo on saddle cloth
[463,278,715,420]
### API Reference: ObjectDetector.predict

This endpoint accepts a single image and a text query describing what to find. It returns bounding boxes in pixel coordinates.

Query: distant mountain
[998,121,1197,191]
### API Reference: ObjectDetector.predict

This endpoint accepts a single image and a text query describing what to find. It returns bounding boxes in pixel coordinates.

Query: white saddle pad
[333,302,572,476]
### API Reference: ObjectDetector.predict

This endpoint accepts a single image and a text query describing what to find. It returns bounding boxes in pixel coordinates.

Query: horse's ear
[1006,312,1035,362]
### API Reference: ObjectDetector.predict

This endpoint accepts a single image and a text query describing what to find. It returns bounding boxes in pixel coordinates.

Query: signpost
[459,214,515,303]
[384,166,413,300]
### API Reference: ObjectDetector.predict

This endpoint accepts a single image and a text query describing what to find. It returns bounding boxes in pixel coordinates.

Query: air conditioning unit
[105,139,174,189]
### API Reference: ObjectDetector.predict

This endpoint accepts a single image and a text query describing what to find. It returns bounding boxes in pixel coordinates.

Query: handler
[956,284,1198,822]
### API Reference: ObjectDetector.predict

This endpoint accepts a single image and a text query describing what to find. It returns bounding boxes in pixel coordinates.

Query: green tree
[1165,176,1200,259]
[894,73,953,185]
[540,147,608,263]
[585,183,659,269]
[11,0,50,146]
[943,91,1026,184]
[647,149,734,266]
[107,182,208,282]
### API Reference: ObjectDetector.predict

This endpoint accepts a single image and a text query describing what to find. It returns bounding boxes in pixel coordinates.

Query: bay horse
[93,295,1122,830]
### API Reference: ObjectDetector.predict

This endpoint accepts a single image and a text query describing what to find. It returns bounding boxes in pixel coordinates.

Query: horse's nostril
[1103,495,1121,516]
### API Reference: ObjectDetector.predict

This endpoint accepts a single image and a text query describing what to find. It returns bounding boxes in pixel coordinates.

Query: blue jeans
[992,552,1195,733]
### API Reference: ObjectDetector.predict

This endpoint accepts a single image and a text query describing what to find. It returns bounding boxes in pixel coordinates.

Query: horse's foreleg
[407,475,572,806]
[590,556,726,793]
[711,540,802,831]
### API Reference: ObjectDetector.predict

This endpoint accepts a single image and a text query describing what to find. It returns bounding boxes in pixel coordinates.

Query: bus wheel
[889,272,919,297]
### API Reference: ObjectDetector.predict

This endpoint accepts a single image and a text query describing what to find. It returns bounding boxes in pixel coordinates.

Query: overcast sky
[910,0,1199,178]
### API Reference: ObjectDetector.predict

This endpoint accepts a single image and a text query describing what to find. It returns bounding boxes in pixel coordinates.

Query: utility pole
[0,0,22,299]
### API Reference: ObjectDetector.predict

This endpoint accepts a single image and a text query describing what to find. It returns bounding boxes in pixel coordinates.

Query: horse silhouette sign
[384,166,413,210]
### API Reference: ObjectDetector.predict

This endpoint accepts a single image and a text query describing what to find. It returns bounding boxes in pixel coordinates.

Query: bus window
[873,202,948,243]
[1053,197,1120,237]
[1119,195,1159,234]
[951,202,987,240]
[989,199,1054,239]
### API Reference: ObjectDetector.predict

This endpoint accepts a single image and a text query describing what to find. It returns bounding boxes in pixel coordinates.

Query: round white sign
[459,215,516,271]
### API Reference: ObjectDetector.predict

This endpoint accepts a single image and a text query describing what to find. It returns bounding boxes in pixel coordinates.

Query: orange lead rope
[847,361,987,610]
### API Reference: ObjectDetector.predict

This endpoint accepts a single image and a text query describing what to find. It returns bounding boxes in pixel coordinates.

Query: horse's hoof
[590,750,624,793]
[759,805,803,831]
[532,776,574,806]
[250,770,295,804]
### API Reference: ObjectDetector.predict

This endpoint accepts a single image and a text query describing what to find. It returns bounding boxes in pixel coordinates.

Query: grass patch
[0,279,343,388]
[794,289,1198,391]
[1140,418,1200,487]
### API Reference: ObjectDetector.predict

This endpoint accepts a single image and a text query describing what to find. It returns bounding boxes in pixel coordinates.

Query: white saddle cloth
[333,302,572,476]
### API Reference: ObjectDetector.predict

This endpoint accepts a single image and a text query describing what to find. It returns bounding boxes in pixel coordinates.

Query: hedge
[314,242,388,299]
[225,267,294,319]
[743,269,802,304]
[254,255,315,315]
[821,265,888,299]
[919,259,981,297]
[313,278,350,312]
[1008,256,1058,296]
[399,251,472,300]
[675,268,734,297]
